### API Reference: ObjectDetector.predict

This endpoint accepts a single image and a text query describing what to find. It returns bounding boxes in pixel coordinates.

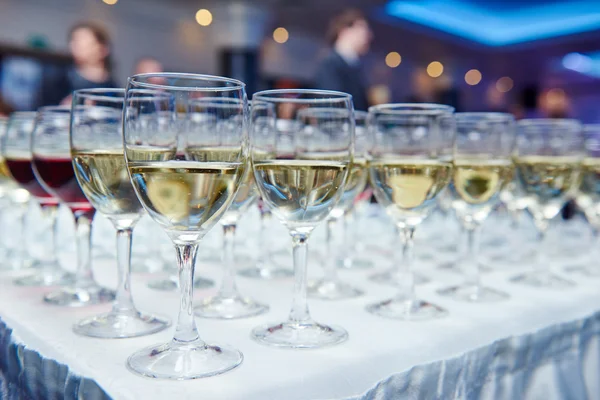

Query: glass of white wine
[123,73,247,380]
[566,124,600,276]
[333,110,374,271]
[70,88,170,338]
[511,119,583,288]
[189,98,268,319]
[437,113,516,302]
[366,104,454,320]
[250,90,354,348]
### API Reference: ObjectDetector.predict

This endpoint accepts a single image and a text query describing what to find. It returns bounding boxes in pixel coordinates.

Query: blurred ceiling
[384,0,600,46]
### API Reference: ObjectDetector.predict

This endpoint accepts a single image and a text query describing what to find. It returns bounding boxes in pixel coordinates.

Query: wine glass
[189,97,268,319]
[2,111,70,285]
[511,119,583,288]
[306,108,367,299]
[366,104,454,320]
[337,110,374,270]
[250,90,354,348]
[30,107,114,306]
[124,73,247,380]
[437,113,516,302]
[69,88,170,337]
[565,124,600,275]
[238,102,294,280]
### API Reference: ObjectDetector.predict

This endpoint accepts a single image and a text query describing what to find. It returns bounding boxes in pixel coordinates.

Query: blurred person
[313,9,373,111]
[511,85,542,120]
[40,22,117,106]
[134,57,164,76]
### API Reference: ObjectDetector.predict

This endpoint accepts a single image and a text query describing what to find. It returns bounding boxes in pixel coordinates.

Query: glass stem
[589,226,600,272]
[289,233,311,324]
[74,212,95,287]
[218,223,239,299]
[342,211,355,266]
[395,226,416,302]
[533,218,550,275]
[40,204,59,272]
[173,243,202,345]
[256,210,271,270]
[464,225,482,289]
[113,228,135,313]
[324,218,338,281]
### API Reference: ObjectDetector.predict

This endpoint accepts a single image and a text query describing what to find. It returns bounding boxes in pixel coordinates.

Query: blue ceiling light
[385,0,600,46]
[562,52,600,78]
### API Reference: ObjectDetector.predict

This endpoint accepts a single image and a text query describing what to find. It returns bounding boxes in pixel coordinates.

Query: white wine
[515,155,581,220]
[451,160,514,205]
[128,161,243,233]
[576,158,600,219]
[369,159,451,224]
[73,150,147,219]
[330,158,368,219]
[253,159,348,231]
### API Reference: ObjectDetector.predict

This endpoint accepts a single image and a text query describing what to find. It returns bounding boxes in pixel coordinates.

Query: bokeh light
[427,61,444,78]
[385,52,402,68]
[195,9,213,26]
[465,69,482,85]
[273,27,289,44]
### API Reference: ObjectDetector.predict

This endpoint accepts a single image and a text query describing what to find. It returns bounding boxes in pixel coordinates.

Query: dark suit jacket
[313,51,369,111]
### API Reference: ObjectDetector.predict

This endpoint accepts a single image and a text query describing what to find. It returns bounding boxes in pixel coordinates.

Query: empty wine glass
[366,104,454,320]
[437,113,516,302]
[511,119,583,288]
[69,88,170,337]
[191,98,268,319]
[124,73,247,379]
[250,90,354,348]
[2,111,71,285]
[30,107,114,305]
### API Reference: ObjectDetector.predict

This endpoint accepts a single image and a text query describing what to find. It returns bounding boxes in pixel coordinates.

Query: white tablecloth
[0,205,599,399]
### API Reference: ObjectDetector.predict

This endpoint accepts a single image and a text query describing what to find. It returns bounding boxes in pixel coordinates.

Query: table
[1,208,599,399]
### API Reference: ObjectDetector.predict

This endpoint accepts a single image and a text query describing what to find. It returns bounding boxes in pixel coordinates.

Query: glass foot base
[127,340,243,380]
[307,279,363,300]
[251,321,348,348]
[14,269,73,287]
[194,295,269,319]
[337,257,373,270]
[369,270,429,286]
[147,277,214,291]
[437,284,509,302]
[237,266,293,279]
[510,271,576,289]
[43,285,115,307]
[366,298,448,320]
[73,309,171,338]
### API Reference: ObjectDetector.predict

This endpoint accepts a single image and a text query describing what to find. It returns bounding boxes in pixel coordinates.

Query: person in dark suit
[313,9,373,111]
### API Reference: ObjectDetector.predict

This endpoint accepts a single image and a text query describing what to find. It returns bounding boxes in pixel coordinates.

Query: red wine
[5,157,58,206]
[32,156,94,214]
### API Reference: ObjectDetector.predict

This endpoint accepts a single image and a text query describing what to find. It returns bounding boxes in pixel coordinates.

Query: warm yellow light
[385,52,402,68]
[427,61,443,78]
[496,77,513,93]
[465,69,482,86]
[102,0,118,4]
[195,9,213,26]
[273,27,289,44]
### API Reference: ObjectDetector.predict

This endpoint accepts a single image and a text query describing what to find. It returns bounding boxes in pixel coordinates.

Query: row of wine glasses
[0,71,595,382]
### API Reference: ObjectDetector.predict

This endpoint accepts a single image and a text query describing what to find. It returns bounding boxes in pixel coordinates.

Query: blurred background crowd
[1,0,599,121]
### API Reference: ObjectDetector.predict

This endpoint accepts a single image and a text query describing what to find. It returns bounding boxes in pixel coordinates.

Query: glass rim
[368,103,455,115]
[38,106,71,114]
[354,110,368,119]
[455,112,514,121]
[517,118,581,129]
[128,73,245,92]
[584,123,600,131]
[8,111,37,120]
[73,88,125,103]
[252,89,353,103]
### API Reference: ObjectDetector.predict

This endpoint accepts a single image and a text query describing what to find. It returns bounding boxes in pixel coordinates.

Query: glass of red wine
[30,106,115,306]
[2,112,70,285]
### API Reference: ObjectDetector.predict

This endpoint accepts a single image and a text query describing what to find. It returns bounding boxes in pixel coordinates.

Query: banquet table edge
[2,310,600,400]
